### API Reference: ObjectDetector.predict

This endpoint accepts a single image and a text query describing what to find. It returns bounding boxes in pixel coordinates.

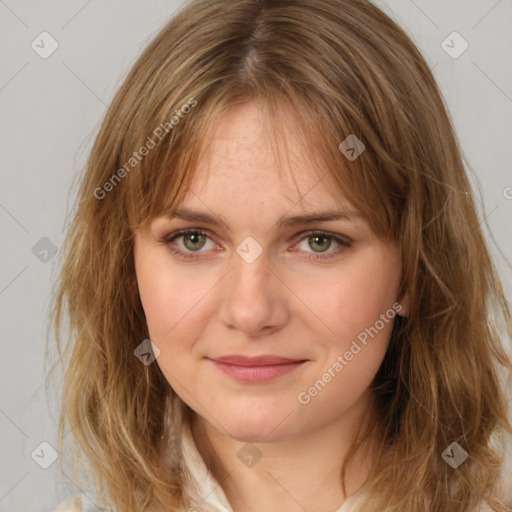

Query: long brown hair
[46,0,512,510]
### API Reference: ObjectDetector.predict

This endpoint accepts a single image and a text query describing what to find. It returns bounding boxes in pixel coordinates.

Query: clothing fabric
[49,394,512,512]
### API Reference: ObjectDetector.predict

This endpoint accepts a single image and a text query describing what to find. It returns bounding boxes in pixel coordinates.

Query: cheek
[291,249,400,342]
[139,275,211,341]
[134,250,208,345]
[135,264,211,384]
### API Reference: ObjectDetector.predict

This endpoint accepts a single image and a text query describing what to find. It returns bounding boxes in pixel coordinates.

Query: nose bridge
[219,245,288,335]
[228,248,272,302]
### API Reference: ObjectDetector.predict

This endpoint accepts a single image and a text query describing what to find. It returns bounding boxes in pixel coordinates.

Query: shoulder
[49,496,82,512]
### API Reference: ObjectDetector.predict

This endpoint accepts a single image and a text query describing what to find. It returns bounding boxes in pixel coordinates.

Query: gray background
[0,1,511,510]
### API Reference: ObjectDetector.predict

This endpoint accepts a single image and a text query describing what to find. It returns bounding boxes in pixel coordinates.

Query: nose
[218,250,290,338]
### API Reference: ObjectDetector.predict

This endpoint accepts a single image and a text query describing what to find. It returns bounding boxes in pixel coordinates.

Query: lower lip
[210,360,307,382]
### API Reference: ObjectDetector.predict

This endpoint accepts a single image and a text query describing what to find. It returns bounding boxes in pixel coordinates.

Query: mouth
[207,354,309,382]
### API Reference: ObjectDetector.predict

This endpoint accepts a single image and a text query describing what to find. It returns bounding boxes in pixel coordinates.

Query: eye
[158,228,352,261]
[291,230,352,260]
[159,229,219,260]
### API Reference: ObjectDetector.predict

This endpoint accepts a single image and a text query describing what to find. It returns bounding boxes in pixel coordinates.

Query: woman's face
[133,101,404,443]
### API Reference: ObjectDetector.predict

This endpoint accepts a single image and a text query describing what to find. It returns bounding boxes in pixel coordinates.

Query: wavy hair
[46,0,512,510]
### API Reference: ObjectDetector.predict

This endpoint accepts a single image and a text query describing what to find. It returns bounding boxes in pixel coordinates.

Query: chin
[228,423,289,443]
[220,407,304,443]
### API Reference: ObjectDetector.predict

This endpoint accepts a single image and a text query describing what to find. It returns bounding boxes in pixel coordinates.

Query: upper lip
[209,355,307,366]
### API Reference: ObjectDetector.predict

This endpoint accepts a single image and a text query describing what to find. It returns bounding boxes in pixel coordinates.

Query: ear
[396,291,409,317]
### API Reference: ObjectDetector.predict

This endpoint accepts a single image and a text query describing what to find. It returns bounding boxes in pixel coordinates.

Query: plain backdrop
[0,1,511,510]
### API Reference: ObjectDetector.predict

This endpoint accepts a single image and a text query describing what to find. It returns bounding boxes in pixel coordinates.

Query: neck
[190,390,377,512]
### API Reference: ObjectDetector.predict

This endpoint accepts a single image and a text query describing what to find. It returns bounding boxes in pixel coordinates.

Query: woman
[47,0,512,510]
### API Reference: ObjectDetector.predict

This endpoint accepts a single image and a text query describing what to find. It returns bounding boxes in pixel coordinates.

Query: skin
[133,101,407,512]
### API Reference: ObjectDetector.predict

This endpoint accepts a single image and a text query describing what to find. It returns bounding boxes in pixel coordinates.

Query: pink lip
[208,355,308,382]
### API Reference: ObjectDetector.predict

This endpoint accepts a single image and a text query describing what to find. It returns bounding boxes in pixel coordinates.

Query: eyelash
[158,228,352,262]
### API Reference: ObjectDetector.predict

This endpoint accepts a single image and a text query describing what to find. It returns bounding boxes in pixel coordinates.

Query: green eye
[182,232,208,251]
[160,228,352,262]
[308,234,332,252]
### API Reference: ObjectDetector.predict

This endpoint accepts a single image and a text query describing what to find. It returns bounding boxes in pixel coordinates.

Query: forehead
[184,101,351,212]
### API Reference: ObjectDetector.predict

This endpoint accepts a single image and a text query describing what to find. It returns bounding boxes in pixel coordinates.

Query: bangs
[123,83,403,241]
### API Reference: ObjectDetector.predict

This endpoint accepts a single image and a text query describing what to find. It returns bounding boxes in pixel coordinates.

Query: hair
[46,0,512,511]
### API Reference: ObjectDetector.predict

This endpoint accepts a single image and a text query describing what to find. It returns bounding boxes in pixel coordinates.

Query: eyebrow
[162,206,362,232]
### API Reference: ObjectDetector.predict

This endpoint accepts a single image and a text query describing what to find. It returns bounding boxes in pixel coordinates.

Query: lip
[208,354,308,382]
[210,354,306,365]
